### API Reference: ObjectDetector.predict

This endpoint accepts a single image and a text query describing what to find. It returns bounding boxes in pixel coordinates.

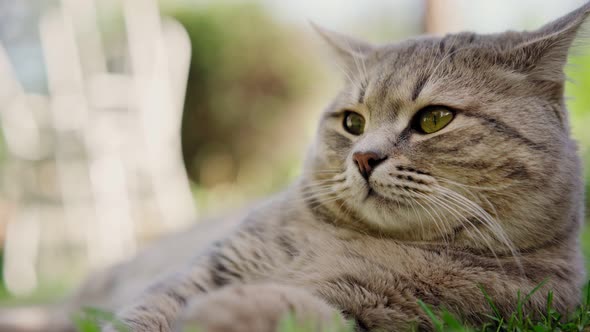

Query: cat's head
[303,3,589,253]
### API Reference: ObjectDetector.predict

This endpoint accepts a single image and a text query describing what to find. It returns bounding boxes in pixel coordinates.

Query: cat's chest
[284,229,447,277]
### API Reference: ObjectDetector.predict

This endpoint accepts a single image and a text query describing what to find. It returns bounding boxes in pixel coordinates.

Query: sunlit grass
[417,282,590,332]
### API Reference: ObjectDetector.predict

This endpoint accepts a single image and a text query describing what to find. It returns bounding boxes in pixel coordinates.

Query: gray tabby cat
[4,3,589,332]
[102,3,588,331]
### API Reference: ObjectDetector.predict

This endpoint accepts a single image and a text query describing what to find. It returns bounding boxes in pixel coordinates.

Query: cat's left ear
[507,2,590,82]
[311,22,374,73]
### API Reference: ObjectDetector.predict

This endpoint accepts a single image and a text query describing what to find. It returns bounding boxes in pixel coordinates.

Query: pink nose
[353,151,386,180]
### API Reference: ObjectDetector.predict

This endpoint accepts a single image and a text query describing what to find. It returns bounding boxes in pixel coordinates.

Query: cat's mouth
[364,187,377,201]
[364,186,412,208]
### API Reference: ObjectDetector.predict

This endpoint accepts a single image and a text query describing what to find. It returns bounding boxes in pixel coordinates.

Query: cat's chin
[352,189,415,229]
[344,184,446,237]
[345,177,432,234]
[365,189,411,208]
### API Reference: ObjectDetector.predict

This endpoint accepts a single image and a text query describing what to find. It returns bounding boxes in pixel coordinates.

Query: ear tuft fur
[508,1,590,82]
[310,22,374,74]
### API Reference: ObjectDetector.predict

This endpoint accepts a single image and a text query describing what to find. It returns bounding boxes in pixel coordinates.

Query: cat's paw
[179,283,347,332]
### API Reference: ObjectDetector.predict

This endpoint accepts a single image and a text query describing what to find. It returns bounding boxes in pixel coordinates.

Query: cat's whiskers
[376,173,497,248]
[432,178,501,222]
[336,191,357,225]
[305,170,346,183]
[298,179,349,203]
[413,192,451,247]
[307,171,343,175]
[307,179,344,185]
[425,192,497,254]
[300,177,345,188]
[426,192,512,274]
[434,178,502,220]
[437,177,523,216]
[305,177,344,184]
[434,186,524,273]
[297,175,365,226]
[300,182,345,195]
[436,177,510,192]
[293,192,345,211]
[401,196,414,221]
[480,194,500,224]
[433,192,516,271]
[404,192,435,236]
[402,194,426,238]
[308,191,351,210]
[436,187,511,247]
[300,189,338,199]
[300,185,341,197]
[427,195,456,246]
[300,189,344,202]
[435,188,503,238]
[306,167,344,173]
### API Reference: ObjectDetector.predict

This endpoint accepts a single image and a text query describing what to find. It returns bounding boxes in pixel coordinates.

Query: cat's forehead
[374,30,521,69]
[356,31,520,113]
[372,33,496,80]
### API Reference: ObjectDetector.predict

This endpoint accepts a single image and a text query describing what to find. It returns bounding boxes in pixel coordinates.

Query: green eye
[343,111,365,135]
[415,107,454,134]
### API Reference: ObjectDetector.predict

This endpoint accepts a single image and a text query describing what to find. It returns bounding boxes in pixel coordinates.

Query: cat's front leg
[102,268,211,332]
[104,223,300,332]
[178,283,348,332]
[102,255,234,332]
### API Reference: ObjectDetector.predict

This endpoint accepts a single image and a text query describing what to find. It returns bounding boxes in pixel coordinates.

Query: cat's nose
[353,151,387,180]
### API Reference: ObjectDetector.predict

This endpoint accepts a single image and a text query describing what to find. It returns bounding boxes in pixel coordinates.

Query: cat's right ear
[310,22,374,74]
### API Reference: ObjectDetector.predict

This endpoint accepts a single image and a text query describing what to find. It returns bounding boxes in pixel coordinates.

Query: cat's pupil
[415,107,454,134]
[344,112,365,135]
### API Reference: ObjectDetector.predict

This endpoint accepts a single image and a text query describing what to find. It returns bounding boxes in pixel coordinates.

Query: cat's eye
[414,106,454,134]
[343,111,365,135]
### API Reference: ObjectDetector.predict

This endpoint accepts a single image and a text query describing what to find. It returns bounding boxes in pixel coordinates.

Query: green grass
[417,281,590,332]
[72,308,354,332]
[72,281,590,332]
[73,308,129,332]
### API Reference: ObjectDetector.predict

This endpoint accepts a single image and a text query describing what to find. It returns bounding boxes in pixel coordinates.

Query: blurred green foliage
[566,49,590,212]
[565,48,590,269]
[164,4,314,195]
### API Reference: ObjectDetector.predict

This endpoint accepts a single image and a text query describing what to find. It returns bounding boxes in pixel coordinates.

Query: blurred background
[0,0,588,304]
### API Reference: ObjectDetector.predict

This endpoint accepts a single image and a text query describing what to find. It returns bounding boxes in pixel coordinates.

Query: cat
[3,2,589,332]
